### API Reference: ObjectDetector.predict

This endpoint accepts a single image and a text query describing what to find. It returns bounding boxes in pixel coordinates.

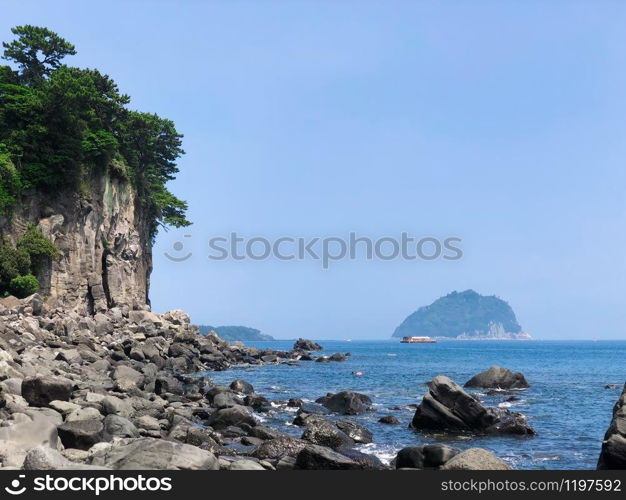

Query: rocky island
[392,290,532,340]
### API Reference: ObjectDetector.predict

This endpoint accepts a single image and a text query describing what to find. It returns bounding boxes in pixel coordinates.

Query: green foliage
[0,237,30,290]
[0,146,20,213]
[0,227,56,296]
[16,225,58,274]
[392,290,523,338]
[2,25,76,85]
[0,26,189,238]
[8,273,38,298]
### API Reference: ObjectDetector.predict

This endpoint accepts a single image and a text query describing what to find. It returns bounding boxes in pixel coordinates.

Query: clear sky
[4,1,626,339]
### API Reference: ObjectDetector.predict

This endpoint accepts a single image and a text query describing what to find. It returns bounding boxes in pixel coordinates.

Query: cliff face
[0,171,151,314]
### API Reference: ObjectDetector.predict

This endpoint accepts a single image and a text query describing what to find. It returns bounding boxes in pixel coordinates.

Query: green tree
[119,111,190,239]
[0,237,30,291]
[16,225,58,274]
[0,26,190,236]
[9,274,38,298]
[0,146,20,213]
[2,25,76,85]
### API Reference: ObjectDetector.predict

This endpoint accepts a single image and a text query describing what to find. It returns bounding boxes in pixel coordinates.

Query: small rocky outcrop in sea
[598,383,626,470]
[411,376,535,436]
[464,366,529,389]
[293,338,323,351]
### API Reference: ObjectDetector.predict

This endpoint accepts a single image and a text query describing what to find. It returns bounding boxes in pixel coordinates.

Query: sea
[203,339,626,470]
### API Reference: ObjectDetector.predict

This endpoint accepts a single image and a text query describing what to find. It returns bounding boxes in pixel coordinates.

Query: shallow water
[203,340,626,469]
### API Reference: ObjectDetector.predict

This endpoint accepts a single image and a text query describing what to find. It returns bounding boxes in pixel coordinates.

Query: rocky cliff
[0,171,151,314]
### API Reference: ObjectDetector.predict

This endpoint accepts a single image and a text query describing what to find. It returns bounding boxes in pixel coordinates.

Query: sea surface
[204,340,626,470]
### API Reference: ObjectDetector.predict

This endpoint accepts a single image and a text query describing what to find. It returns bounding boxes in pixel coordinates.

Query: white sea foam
[356,443,401,465]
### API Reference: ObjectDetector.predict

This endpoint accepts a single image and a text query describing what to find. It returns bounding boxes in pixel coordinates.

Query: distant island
[392,290,531,340]
[198,325,275,342]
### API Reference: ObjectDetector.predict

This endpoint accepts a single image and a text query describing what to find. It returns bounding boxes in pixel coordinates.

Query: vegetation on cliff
[0,224,57,297]
[392,289,523,338]
[0,25,190,239]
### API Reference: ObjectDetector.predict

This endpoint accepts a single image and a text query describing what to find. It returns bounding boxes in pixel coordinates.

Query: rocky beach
[0,293,621,470]
[0,294,523,470]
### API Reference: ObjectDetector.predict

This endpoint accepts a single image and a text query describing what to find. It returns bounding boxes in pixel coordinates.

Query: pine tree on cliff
[0,25,191,240]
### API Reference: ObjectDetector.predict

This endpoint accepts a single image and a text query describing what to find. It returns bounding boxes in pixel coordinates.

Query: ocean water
[204,340,626,470]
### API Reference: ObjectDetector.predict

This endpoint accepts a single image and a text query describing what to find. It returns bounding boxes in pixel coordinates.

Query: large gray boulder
[22,376,73,407]
[103,414,140,439]
[320,391,372,415]
[411,375,535,435]
[90,437,219,470]
[57,419,105,450]
[440,448,511,470]
[598,384,626,469]
[464,366,529,389]
[295,444,361,470]
[206,405,256,430]
[254,436,307,460]
[301,419,355,450]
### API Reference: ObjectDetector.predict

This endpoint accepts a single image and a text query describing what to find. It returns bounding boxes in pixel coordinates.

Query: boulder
[90,437,219,470]
[206,405,256,430]
[321,391,372,415]
[395,444,460,469]
[254,436,307,460]
[411,376,535,436]
[113,365,144,392]
[293,338,323,351]
[229,459,266,471]
[167,423,219,450]
[23,446,108,470]
[230,379,254,394]
[329,353,347,362]
[101,396,134,418]
[296,444,361,470]
[244,394,271,412]
[212,391,243,409]
[103,415,140,439]
[464,366,529,389]
[598,384,626,469]
[65,407,103,423]
[379,415,400,425]
[336,420,373,444]
[301,419,354,450]
[57,419,105,450]
[440,448,511,470]
[22,376,73,407]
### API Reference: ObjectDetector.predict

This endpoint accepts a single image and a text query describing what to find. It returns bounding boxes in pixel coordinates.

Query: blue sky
[4,1,626,339]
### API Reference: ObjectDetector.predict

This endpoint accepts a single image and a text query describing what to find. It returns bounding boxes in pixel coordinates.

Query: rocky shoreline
[0,293,620,470]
